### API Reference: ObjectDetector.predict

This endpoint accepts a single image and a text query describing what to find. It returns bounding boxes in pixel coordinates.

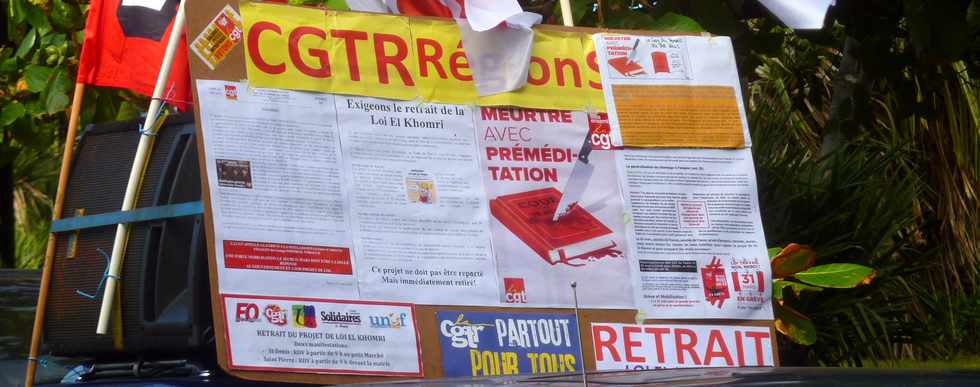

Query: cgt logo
[439,314,492,349]
[504,278,527,303]
[292,305,317,328]
[235,303,260,322]
[264,304,287,326]
[369,313,408,329]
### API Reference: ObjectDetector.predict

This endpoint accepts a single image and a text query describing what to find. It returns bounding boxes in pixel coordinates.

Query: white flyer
[477,108,633,308]
[196,80,356,299]
[593,34,752,148]
[222,294,422,376]
[592,323,774,370]
[617,148,772,319]
[335,96,500,305]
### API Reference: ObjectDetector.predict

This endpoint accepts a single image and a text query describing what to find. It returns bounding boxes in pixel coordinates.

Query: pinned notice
[611,85,744,148]
[595,34,752,148]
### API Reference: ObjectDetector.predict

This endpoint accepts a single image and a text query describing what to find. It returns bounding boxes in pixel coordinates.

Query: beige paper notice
[611,85,745,148]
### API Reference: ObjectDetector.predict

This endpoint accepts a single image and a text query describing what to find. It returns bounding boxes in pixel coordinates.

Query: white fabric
[758,0,835,30]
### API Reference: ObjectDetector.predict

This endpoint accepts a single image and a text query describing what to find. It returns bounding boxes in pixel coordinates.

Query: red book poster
[478,108,633,308]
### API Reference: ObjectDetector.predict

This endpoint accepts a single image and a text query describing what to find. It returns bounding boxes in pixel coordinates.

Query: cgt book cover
[478,108,633,308]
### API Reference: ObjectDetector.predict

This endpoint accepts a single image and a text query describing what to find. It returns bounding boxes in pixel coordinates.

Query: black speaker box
[44,113,211,357]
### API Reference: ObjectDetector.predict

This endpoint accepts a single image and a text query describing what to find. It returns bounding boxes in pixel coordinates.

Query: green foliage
[768,243,874,346]
[794,264,875,288]
[2,0,144,268]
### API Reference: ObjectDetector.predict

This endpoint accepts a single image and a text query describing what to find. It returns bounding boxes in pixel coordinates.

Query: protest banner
[436,311,581,377]
[592,323,775,370]
[182,1,775,384]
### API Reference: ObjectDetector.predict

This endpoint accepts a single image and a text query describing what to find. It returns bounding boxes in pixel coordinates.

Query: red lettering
[586,51,602,90]
[735,331,745,366]
[449,42,472,81]
[330,29,368,81]
[417,38,448,79]
[247,22,285,74]
[527,56,550,86]
[592,325,620,362]
[704,330,734,366]
[554,57,582,87]
[745,331,770,366]
[373,33,415,85]
[289,26,330,78]
[674,328,701,365]
[481,107,499,120]
[643,326,669,363]
[622,326,645,363]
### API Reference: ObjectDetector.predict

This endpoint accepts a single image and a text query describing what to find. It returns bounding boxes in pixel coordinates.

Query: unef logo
[439,313,493,349]
[264,304,287,326]
[224,84,238,100]
[292,305,317,328]
[504,278,527,303]
[235,303,260,322]
[369,313,408,329]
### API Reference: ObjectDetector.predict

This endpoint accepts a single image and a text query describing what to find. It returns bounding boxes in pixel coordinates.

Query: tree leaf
[794,263,876,288]
[0,102,26,127]
[771,243,817,277]
[768,247,783,261]
[774,303,817,345]
[773,279,823,300]
[24,65,55,93]
[15,28,37,59]
[45,91,70,114]
[9,0,27,24]
[649,12,703,33]
[50,0,82,30]
[48,68,71,95]
[25,5,52,35]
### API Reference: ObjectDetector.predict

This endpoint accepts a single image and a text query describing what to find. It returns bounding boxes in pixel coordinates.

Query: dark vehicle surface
[5,269,980,386]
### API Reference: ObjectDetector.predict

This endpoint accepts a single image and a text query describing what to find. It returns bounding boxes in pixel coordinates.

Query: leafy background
[1,0,978,367]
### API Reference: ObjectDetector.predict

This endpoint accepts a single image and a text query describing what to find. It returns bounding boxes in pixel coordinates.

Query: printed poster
[436,311,581,377]
[477,107,633,308]
[197,80,356,299]
[592,323,774,370]
[616,148,772,319]
[222,294,421,376]
[336,96,500,305]
[593,34,751,149]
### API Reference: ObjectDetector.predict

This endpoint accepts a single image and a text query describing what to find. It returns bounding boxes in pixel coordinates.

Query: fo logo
[235,303,260,322]
[504,278,527,303]
[224,85,238,100]
[264,304,287,326]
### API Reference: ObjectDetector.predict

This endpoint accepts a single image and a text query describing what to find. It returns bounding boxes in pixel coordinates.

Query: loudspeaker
[44,113,211,357]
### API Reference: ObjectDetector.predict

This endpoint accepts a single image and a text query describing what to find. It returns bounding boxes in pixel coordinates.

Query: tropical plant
[768,243,875,346]
[2,0,143,268]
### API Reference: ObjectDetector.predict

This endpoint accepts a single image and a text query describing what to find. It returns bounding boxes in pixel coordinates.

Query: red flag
[392,0,465,18]
[77,0,191,109]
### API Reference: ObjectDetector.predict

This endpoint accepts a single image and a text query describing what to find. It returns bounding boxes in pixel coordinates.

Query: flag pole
[559,0,574,26]
[23,82,86,387]
[96,0,187,335]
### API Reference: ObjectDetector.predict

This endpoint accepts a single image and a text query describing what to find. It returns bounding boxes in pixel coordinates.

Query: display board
[184,1,777,384]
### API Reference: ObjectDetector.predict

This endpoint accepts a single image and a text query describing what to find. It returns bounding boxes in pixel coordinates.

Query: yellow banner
[240,2,606,111]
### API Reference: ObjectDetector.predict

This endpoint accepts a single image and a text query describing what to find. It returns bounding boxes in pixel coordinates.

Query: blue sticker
[436,311,581,377]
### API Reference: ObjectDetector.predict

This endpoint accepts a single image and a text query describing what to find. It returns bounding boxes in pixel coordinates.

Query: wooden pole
[96,0,187,335]
[559,0,574,26]
[24,81,86,387]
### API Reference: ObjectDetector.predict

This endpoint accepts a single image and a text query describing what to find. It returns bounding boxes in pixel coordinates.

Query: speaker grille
[45,113,206,356]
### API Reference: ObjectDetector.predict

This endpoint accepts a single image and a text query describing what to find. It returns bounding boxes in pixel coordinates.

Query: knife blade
[625,38,640,64]
[553,125,596,221]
